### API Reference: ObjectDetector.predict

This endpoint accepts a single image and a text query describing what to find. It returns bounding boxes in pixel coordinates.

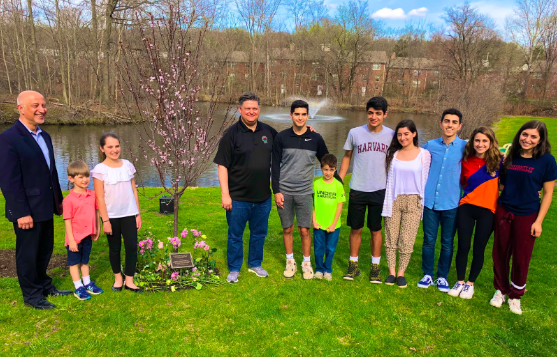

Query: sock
[82,276,91,286]
[350,256,359,262]
[73,280,83,289]
[286,253,294,260]
[303,256,311,262]
[372,256,381,265]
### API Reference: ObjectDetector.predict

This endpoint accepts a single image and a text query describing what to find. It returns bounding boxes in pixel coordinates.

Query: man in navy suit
[0,91,71,309]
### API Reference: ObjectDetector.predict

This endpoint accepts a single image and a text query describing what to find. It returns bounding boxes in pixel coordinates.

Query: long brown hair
[386,120,419,172]
[503,120,552,173]
[463,127,501,174]
[99,132,119,161]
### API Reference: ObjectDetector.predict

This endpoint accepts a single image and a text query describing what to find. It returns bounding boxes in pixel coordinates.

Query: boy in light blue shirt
[418,108,466,292]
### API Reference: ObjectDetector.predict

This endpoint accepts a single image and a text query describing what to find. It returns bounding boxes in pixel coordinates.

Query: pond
[0,106,439,189]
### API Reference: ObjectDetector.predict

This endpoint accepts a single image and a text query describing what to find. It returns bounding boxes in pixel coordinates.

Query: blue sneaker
[74,286,91,300]
[417,275,433,288]
[248,266,269,278]
[227,271,240,283]
[435,277,450,293]
[84,281,104,295]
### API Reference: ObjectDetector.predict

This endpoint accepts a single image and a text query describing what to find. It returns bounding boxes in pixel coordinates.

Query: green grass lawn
[1,116,556,356]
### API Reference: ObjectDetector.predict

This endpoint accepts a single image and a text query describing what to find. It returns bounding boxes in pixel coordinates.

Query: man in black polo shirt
[214,92,278,283]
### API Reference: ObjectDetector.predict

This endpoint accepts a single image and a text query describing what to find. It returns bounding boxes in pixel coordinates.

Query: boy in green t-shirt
[313,154,346,281]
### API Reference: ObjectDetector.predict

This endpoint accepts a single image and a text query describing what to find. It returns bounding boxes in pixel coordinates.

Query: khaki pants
[384,195,422,272]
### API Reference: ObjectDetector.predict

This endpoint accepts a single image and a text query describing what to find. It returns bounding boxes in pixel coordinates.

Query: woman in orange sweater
[448,127,501,299]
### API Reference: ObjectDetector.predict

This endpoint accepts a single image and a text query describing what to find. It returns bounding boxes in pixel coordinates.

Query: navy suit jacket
[0,120,63,223]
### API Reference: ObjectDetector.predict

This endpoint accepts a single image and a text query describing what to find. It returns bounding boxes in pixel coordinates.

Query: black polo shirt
[214,118,278,202]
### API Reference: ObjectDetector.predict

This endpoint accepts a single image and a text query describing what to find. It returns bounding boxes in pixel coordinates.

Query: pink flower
[171,272,179,281]
[181,229,188,238]
[204,245,210,251]
[192,267,197,272]
[158,241,164,249]
[191,229,202,237]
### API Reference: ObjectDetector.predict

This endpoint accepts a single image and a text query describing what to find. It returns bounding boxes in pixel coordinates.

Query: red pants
[492,205,538,299]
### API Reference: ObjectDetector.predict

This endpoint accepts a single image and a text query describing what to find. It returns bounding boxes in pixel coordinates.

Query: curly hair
[463,127,501,174]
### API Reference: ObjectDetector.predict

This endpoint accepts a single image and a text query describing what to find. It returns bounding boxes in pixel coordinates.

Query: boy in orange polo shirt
[63,161,103,300]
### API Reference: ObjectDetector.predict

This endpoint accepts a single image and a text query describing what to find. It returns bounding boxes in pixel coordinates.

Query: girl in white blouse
[381,120,431,288]
[92,132,143,293]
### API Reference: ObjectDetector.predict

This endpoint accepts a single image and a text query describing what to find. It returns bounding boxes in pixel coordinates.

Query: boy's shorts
[347,189,385,232]
[277,193,313,228]
[66,236,93,266]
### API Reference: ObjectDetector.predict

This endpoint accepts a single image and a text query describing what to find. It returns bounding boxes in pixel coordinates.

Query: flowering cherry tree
[118,7,233,235]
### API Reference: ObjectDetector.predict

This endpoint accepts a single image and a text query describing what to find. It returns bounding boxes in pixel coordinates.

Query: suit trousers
[13,219,55,304]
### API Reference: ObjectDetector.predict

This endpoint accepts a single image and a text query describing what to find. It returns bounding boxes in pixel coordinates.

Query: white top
[91,159,139,218]
[382,148,431,218]
[392,152,422,201]
[343,124,394,192]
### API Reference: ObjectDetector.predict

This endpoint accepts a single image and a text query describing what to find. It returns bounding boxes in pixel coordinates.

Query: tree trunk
[26,0,43,92]
[101,0,118,104]
[0,10,13,94]
[54,0,68,104]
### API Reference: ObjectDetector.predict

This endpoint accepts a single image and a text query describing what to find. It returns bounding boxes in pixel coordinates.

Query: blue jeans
[226,198,272,272]
[421,207,458,278]
[313,228,340,274]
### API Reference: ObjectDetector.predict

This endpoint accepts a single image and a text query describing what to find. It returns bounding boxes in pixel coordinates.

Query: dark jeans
[493,205,537,300]
[455,204,494,282]
[13,219,56,304]
[421,207,458,279]
[107,216,138,277]
[313,228,341,274]
[226,198,272,272]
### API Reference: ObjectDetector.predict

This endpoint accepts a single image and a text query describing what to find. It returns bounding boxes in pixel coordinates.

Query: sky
[322,0,517,33]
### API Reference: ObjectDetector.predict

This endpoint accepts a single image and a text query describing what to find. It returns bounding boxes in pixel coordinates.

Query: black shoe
[396,276,407,288]
[45,288,72,297]
[24,299,56,310]
[124,284,144,293]
[385,275,396,285]
[112,285,123,292]
[343,260,361,281]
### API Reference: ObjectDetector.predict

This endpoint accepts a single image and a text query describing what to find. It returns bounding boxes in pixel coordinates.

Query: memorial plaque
[169,253,195,269]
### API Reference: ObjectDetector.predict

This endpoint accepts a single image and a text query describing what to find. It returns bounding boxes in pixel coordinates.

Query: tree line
[0,0,556,122]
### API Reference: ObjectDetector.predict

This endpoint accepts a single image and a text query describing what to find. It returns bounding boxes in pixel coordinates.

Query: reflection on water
[0,107,438,188]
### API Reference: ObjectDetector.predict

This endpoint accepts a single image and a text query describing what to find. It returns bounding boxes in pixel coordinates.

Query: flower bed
[135,228,221,291]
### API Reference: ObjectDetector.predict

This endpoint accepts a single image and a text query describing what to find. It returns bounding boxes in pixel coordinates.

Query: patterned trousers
[384,195,422,272]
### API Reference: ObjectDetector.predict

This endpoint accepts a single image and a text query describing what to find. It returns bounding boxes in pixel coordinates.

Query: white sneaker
[324,272,332,281]
[314,271,324,280]
[302,262,314,280]
[283,259,297,278]
[508,298,523,315]
[459,284,475,299]
[490,290,506,308]
[448,282,465,297]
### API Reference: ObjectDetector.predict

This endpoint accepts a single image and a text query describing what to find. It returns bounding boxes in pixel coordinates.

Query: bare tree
[436,2,499,88]
[233,0,282,92]
[506,0,557,100]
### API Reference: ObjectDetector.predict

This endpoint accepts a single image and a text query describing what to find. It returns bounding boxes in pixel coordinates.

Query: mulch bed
[0,249,67,278]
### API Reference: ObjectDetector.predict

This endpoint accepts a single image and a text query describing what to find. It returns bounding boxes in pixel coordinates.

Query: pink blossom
[158,241,164,249]
[192,267,197,272]
[181,229,188,238]
[204,245,210,251]
[171,272,179,281]
[191,229,202,237]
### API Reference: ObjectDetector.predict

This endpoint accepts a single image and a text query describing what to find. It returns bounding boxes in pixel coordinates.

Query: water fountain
[262,97,345,122]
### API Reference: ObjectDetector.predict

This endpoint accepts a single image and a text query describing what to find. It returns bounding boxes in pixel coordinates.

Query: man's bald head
[17,90,47,130]
[17,90,44,106]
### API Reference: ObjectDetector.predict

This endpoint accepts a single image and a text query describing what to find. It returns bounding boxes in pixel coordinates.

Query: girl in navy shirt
[490,120,557,315]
